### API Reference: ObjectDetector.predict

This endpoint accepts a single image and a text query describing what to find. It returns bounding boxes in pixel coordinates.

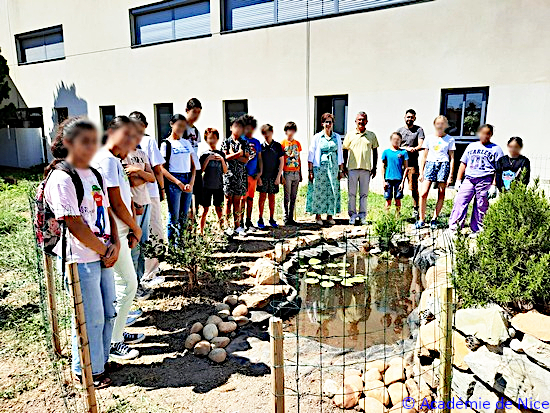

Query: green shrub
[373,213,403,250]
[455,179,550,309]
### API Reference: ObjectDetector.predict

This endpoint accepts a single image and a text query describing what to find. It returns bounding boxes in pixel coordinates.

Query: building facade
[0,0,549,184]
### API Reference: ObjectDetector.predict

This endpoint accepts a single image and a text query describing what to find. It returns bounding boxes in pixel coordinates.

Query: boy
[184,98,203,216]
[257,124,284,228]
[381,132,409,215]
[221,118,249,235]
[199,128,228,234]
[241,115,263,232]
[281,121,302,226]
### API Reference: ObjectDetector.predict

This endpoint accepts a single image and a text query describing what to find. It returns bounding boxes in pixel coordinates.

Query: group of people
[41,96,531,389]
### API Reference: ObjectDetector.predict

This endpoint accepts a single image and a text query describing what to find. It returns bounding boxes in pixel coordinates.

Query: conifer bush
[455,178,550,310]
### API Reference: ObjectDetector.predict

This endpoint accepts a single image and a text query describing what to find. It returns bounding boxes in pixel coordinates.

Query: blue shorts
[384,180,404,200]
[424,161,450,182]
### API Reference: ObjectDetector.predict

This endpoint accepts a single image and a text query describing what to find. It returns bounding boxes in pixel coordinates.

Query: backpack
[34,161,104,257]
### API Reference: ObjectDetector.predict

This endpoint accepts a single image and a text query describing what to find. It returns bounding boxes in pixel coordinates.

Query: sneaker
[123,331,146,345]
[349,216,356,226]
[315,218,323,226]
[430,219,438,230]
[327,219,336,225]
[142,275,165,289]
[269,219,278,228]
[257,218,266,229]
[285,219,298,227]
[235,226,246,235]
[360,218,369,226]
[126,316,138,327]
[110,342,139,360]
[225,227,235,237]
[245,219,254,230]
[415,220,425,229]
[413,208,420,221]
[135,286,151,301]
[128,308,143,318]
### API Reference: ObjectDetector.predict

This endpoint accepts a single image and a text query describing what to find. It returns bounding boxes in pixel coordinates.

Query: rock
[344,369,362,378]
[363,368,382,382]
[418,320,441,356]
[249,310,271,324]
[343,374,363,393]
[218,309,230,318]
[185,333,201,349]
[511,310,550,342]
[190,322,203,334]
[218,321,237,334]
[389,356,405,366]
[232,316,250,326]
[211,337,230,349]
[365,359,389,372]
[364,380,390,405]
[424,265,450,288]
[455,305,510,345]
[232,304,249,317]
[248,258,280,285]
[194,340,211,356]
[358,397,387,413]
[206,315,223,326]
[453,331,471,370]
[323,379,339,398]
[510,338,523,353]
[215,303,230,312]
[388,382,408,406]
[208,348,227,363]
[384,364,405,385]
[389,401,415,413]
[508,327,516,338]
[518,333,550,369]
[203,323,218,341]
[405,378,432,405]
[238,285,291,309]
[223,295,238,307]
[464,346,550,404]
[333,385,360,409]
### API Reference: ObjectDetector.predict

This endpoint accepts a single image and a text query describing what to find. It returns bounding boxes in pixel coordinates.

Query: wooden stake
[66,261,98,413]
[270,317,285,413]
[43,254,62,356]
[438,285,453,413]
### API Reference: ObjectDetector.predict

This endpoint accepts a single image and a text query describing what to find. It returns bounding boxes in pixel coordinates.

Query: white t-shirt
[44,168,111,263]
[140,134,164,198]
[123,149,151,206]
[92,147,133,229]
[422,134,456,163]
[160,138,195,173]
[185,125,201,170]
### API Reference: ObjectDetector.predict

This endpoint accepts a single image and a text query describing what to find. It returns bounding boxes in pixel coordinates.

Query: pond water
[285,251,423,351]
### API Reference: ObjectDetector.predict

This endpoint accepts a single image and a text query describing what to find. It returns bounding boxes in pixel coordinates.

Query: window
[223,100,248,137]
[315,95,348,136]
[131,0,211,46]
[54,107,68,125]
[15,25,64,64]
[154,103,174,143]
[441,87,489,142]
[223,0,420,31]
[99,106,116,131]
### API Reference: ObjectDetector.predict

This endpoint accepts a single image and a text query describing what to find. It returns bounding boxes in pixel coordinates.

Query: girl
[92,116,144,361]
[448,124,504,233]
[44,117,119,388]
[418,115,455,229]
[495,137,530,191]
[160,114,197,240]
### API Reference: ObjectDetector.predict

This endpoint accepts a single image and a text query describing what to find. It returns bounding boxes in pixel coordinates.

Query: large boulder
[238,285,291,309]
[364,380,390,406]
[452,331,471,370]
[384,364,406,385]
[511,310,550,342]
[388,382,408,406]
[248,258,280,285]
[454,305,510,345]
[417,320,442,356]
[514,333,550,369]
[358,397,387,413]
[333,384,360,409]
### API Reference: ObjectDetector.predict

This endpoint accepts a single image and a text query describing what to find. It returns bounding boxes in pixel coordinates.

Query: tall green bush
[455,179,550,309]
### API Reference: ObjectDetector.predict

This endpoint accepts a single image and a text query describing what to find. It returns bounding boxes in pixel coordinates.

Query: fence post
[438,285,453,413]
[43,253,62,357]
[66,261,98,413]
[270,317,285,413]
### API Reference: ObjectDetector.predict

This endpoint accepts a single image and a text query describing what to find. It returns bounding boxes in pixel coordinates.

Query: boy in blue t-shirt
[241,115,263,231]
[381,132,409,215]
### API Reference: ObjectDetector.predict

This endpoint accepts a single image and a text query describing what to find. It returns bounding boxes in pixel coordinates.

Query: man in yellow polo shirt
[343,112,379,225]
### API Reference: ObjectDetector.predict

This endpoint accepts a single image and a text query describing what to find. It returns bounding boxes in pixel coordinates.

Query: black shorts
[200,187,224,207]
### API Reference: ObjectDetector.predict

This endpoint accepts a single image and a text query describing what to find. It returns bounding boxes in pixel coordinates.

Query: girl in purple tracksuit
[448,124,504,233]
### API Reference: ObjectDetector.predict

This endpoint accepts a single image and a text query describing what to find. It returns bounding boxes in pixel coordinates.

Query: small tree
[0,53,17,127]
[455,178,550,310]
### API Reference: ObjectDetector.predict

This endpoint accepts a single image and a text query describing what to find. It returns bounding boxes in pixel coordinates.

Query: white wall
[0,128,44,168]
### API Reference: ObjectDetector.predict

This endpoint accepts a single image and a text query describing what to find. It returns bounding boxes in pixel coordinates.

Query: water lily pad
[348,277,366,283]
[320,281,335,288]
[306,271,320,277]
[298,268,308,273]
[340,279,355,287]
[328,276,343,282]
[308,258,321,265]
[326,263,339,268]
[312,264,324,270]
[304,278,319,284]
[340,271,353,278]
[319,274,332,280]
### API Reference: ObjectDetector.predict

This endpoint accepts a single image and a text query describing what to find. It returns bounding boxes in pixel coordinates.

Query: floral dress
[306,134,341,215]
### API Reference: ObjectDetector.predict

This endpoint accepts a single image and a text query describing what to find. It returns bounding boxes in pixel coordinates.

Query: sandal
[74,372,112,390]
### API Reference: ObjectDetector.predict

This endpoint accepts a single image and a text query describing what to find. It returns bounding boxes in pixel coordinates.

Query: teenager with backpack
[42,117,119,388]
[92,116,144,361]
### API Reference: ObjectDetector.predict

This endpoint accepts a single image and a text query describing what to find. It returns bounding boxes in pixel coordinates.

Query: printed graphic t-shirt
[44,168,111,263]
[160,138,195,174]
[140,134,164,198]
[461,141,504,178]
[185,125,201,170]
[123,148,152,206]
[423,134,456,163]
[382,148,409,181]
[244,136,262,176]
[281,139,302,172]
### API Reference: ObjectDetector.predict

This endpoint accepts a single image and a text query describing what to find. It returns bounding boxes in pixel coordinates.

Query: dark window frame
[99,105,116,132]
[314,94,348,136]
[154,103,174,144]
[129,0,212,48]
[223,99,248,138]
[54,107,69,125]
[15,25,65,65]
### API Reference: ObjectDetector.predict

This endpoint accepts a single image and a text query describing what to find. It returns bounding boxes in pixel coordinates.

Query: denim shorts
[384,180,404,200]
[424,161,450,182]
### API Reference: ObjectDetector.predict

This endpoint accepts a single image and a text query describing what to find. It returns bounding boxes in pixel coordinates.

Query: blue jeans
[166,172,193,240]
[59,259,116,376]
[131,204,150,283]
